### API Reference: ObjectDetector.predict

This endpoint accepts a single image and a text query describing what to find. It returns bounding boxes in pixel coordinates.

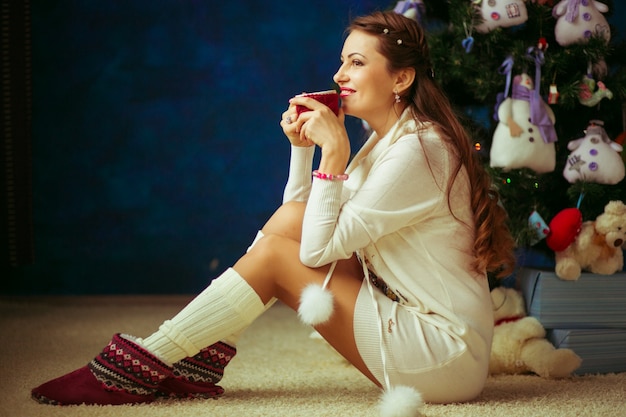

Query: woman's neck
[370,103,407,138]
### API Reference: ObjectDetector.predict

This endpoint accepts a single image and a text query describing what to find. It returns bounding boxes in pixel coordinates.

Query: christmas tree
[410,0,626,258]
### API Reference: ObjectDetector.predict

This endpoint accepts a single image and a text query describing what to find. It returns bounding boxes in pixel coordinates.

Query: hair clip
[383,28,389,34]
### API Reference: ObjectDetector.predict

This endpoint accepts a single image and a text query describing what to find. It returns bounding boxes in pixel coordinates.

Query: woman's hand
[281,96,351,173]
[280,103,312,147]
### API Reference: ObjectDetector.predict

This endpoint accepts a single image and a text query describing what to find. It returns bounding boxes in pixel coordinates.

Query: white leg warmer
[227,229,276,345]
[140,268,265,365]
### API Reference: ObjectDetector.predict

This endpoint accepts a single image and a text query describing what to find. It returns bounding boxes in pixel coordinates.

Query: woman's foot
[31,336,237,405]
[156,341,236,399]
[31,334,172,405]
[31,365,157,405]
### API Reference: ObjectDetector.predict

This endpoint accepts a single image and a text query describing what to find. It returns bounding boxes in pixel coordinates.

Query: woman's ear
[395,67,416,96]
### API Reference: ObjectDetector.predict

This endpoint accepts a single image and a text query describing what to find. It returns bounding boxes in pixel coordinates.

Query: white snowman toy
[563,120,625,185]
[475,0,528,33]
[552,0,611,46]
[490,73,557,173]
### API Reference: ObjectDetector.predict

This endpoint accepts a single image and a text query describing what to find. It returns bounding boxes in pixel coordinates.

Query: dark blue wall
[9,1,380,294]
[7,1,625,294]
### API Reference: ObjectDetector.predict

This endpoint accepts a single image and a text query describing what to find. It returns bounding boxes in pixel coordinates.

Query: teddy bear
[489,287,582,378]
[554,200,626,280]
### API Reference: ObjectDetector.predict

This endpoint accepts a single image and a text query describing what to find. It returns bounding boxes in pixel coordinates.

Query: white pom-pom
[297,283,334,326]
[379,386,424,417]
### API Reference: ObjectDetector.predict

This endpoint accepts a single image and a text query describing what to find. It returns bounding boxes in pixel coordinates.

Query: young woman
[32,10,515,415]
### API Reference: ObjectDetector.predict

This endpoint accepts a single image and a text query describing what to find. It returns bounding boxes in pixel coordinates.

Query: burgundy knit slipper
[156,377,225,399]
[31,365,155,406]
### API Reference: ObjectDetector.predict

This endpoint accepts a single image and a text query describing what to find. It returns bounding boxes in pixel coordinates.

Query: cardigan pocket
[384,304,466,372]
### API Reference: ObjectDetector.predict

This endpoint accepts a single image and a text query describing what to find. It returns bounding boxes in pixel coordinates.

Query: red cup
[295,90,340,116]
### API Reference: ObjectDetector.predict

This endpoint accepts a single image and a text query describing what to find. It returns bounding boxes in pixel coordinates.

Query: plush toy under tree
[489,287,582,377]
[551,200,626,280]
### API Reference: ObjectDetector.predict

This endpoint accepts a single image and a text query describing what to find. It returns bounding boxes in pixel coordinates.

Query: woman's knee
[246,234,299,270]
[238,233,314,304]
[234,234,302,303]
[262,201,306,241]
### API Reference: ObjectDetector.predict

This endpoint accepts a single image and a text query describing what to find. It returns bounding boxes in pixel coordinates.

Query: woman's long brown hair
[349,11,516,278]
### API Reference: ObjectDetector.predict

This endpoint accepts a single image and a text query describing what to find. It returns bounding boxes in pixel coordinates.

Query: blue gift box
[548,329,626,375]
[518,268,626,330]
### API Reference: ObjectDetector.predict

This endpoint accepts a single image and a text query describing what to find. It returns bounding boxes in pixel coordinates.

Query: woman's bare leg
[234,202,380,386]
[30,201,380,407]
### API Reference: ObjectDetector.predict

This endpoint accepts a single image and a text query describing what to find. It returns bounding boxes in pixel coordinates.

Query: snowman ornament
[475,0,528,33]
[552,0,611,46]
[563,120,625,184]
[490,73,557,173]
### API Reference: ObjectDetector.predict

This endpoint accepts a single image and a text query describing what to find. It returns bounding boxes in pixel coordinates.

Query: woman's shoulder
[393,121,445,151]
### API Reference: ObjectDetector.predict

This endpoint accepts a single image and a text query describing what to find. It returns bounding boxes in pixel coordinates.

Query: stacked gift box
[518,267,626,375]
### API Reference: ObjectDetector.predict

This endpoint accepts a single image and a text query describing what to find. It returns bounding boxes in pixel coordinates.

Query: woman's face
[333,30,397,124]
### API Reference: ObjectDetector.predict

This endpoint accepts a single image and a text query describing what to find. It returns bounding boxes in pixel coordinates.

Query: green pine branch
[420,0,626,255]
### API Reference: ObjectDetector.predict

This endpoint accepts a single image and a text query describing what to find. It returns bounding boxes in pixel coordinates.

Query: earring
[394,91,401,103]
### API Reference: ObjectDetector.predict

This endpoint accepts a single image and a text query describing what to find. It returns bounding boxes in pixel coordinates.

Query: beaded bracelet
[312,170,349,181]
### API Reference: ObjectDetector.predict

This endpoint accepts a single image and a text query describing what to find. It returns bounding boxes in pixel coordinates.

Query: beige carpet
[1,295,624,417]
